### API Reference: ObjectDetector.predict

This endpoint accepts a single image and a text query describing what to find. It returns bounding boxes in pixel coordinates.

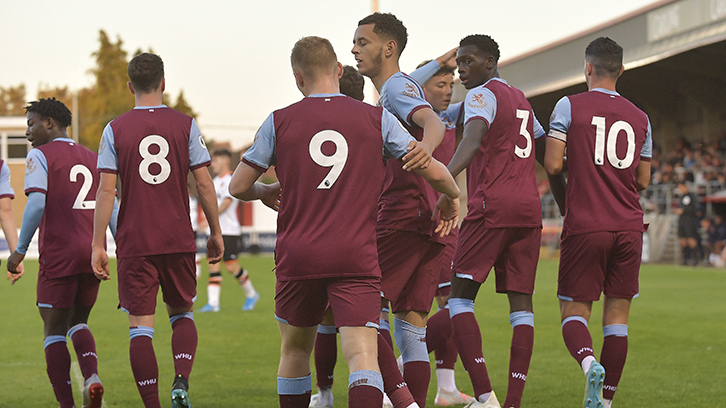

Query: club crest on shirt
[468,93,487,109]
[199,135,207,150]
[98,137,106,155]
[26,157,36,174]
[402,82,421,98]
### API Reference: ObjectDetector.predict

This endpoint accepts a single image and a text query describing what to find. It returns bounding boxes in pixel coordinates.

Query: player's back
[563,90,650,234]
[465,79,541,228]
[272,96,387,280]
[34,140,98,276]
[107,107,198,257]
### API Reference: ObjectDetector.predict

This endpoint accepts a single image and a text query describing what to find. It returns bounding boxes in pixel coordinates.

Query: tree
[172,90,197,118]
[0,84,26,116]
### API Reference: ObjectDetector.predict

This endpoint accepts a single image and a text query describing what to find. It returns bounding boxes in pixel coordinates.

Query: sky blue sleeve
[16,192,45,255]
[548,96,571,141]
[641,117,653,159]
[381,109,416,160]
[532,112,546,139]
[24,149,49,193]
[463,87,497,126]
[0,161,14,198]
[444,102,462,127]
[386,75,432,127]
[189,119,211,168]
[97,122,118,171]
[242,112,276,169]
[109,197,119,239]
[408,60,440,86]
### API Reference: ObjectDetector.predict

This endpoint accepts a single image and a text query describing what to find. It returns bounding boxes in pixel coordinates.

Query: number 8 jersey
[98,106,211,258]
[548,88,653,235]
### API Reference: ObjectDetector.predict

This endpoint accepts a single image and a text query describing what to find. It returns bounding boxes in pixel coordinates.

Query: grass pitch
[0,256,724,407]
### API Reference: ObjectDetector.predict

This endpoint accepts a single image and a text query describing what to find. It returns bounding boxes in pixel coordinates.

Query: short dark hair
[339,65,365,101]
[459,34,500,63]
[24,98,72,128]
[416,59,455,78]
[585,37,623,78]
[128,53,164,93]
[358,12,408,55]
[291,36,338,78]
[213,149,232,158]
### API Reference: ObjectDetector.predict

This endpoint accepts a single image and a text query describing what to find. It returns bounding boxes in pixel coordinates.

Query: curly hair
[339,66,365,101]
[24,98,72,128]
[459,34,500,63]
[358,12,408,55]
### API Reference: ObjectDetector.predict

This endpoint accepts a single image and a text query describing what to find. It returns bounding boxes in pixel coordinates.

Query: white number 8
[139,135,171,185]
[309,130,349,189]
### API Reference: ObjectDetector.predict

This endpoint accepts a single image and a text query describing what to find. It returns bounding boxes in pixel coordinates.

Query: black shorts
[222,235,243,261]
[678,217,699,239]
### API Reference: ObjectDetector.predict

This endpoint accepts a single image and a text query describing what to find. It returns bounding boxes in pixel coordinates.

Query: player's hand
[207,233,224,264]
[91,245,111,281]
[261,182,281,212]
[402,141,432,171]
[5,251,25,285]
[436,47,459,70]
[432,194,460,237]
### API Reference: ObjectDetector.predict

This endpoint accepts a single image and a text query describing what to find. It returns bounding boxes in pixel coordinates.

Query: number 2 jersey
[25,138,99,277]
[462,77,543,228]
[98,105,211,258]
[548,88,653,235]
[241,94,416,281]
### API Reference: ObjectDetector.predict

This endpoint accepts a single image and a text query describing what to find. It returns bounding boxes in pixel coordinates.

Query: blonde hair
[291,36,338,79]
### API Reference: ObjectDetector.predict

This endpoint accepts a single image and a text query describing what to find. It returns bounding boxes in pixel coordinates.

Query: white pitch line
[71,361,108,408]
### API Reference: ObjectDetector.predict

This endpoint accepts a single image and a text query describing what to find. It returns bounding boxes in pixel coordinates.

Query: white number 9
[309,130,349,189]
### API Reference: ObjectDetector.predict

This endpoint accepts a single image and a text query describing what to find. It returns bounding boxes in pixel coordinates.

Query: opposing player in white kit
[199,149,259,312]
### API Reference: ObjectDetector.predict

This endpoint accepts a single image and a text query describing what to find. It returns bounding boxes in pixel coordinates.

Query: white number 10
[592,116,636,169]
[309,130,349,189]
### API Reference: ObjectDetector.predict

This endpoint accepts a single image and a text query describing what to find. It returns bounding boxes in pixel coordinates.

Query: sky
[1,0,656,148]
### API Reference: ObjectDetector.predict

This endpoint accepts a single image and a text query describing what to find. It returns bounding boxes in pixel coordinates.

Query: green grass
[1,257,724,407]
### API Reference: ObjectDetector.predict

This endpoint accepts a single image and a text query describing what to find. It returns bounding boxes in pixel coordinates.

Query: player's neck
[587,77,617,92]
[371,61,400,93]
[134,92,164,108]
[302,78,340,97]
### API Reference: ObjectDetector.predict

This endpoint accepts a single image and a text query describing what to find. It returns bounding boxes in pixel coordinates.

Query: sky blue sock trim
[170,312,194,325]
[509,311,534,328]
[349,370,383,393]
[44,335,67,349]
[274,314,290,325]
[277,375,312,395]
[558,295,574,301]
[393,318,428,363]
[120,307,130,315]
[129,326,155,340]
[381,306,390,313]
[37,303,53,309]
[379,319,390,332]
[317,324,337,335]
[448,298,475,317]
[67,323,89,338]
[365,321,380,329]
[562,315,588,328]
[603,324,628,337]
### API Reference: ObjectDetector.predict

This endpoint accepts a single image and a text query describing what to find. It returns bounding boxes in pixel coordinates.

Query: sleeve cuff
[241,157,269,173]
[548,129,567,142]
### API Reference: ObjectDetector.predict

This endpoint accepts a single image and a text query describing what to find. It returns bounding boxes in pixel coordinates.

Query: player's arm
[218,197,233,214]
[532,112,567,216]
[403,108,445,171]
[415,154,460,237]
[0,196,22,283]
[447,118,487,178]
[193,166,224,264]
[6,192,46,283]
[636,161,651,191]
[228,163,281,211]
[91,173,117,281]
[544,137,566,175]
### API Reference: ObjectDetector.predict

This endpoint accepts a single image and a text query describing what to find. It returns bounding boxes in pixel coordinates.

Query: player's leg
[200,260,222,312]
[311,306,336,407]
[600,297,631,408]
[278,322,317,408]
[227,235,260,310]
[339,326,383,408]
[503,292,534,408]
[39,307,75,408]
[69,306,104,408]
[377,332,419,408]
[379,300,394,349]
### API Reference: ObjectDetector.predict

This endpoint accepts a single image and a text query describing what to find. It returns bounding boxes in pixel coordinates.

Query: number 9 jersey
[98,106,211,258]
[548,89,653,235]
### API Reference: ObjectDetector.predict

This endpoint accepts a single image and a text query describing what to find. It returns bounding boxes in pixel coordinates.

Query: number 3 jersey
[463,77,543,228]
[548,88,653,235]
[242,94,416,281]
[98,106,212,258]
[25,138,99,277]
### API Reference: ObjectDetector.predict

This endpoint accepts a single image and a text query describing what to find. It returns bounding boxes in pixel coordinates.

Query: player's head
[417,59,455,112]
[128,52,165,95]
[211,149,233,174]
[24,98,72,147]
[352,13,407,78]
[291,36,342,95]
[584,37,624,81]
[456,35,500,89]
[339,65,365,101]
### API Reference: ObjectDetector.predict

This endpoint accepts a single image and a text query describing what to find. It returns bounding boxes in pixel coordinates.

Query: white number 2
[139,135,171,185]
[70,164,96,209]
[514,109,532,159]
[592,116,636,169]
[309,130,349,189]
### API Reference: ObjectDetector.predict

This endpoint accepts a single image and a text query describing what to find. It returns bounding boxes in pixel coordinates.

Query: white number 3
[139,135,171,185]
[309,130,349,189]
[514,109,533,159]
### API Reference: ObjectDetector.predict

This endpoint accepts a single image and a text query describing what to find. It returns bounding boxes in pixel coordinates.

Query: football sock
[129,326,161,408]
[348,370,384,408]
[68,323,98,380]
[449,298,493,402]
[277,375,312,408]
[378,332,416,408]
[234,268,257,298]
[435,368,457,393]
[561,316,596,375]
[394,318,430,408]
[426,306,452,355]
[207,272,222,307]
[503,311,535,408]
[601,324,628,401]
[170,313,197,380]
[379,318,394,350]
[194,253,202,279]
[314,325,337,390]
[44,336,74,408]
